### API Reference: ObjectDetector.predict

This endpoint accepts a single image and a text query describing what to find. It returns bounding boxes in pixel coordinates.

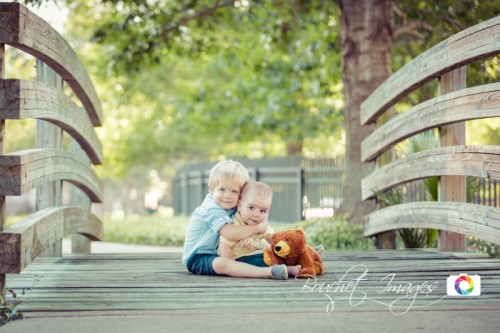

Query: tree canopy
[19,0,500,182]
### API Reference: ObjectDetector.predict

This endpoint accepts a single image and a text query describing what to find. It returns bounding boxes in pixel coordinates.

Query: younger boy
[182,160,299,279]
[218,181,273,260]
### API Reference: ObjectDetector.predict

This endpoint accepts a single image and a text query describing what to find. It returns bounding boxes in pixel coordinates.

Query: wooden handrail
[0,79,102,164]
[0,206,102,273]
[362,82,500,162]
[0,149,102,202]
[0,2,102,126]
[0,3,104,299]
[364,202,500,246]
[362,145,500,200]
[361,16,500,250]
[360,16,500,125]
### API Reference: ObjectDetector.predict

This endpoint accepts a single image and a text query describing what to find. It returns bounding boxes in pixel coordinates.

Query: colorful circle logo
[454,275,475,295]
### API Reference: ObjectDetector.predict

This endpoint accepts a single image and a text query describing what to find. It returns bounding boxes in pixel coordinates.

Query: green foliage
[21,0,344,175]
[20,0,499,180]
[290,216,375,251]
[102,215,190,247]
[467,237,500,258]
[101,214,375,251]
[397,130,439,201]
[374,187,438,249]
[391,131,439,248]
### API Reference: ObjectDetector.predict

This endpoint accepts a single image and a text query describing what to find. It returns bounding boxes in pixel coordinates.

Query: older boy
[182,160,299,279]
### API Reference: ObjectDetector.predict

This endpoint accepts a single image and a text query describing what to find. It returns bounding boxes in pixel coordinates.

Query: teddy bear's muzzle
[273,240,291,257]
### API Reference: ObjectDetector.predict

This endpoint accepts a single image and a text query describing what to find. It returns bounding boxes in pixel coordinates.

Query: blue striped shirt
[182,194,235,265]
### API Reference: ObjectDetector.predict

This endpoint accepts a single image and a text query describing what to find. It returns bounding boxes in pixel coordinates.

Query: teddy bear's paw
[296,267,316,278]
[263,250,272,266]
[314,263,324,275]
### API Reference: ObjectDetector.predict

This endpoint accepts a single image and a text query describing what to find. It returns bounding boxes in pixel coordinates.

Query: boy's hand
[254,222,269,234]
[237,237,254,249]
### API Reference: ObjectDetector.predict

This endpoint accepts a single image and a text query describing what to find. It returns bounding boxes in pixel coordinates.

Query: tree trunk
[335,0,392,224]
[286,141,303,156]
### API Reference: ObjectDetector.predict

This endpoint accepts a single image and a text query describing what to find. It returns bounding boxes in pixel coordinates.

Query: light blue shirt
[182,194,235,265]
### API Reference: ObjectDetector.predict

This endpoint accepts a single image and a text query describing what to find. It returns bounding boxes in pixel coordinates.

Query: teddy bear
[263,228,324,277]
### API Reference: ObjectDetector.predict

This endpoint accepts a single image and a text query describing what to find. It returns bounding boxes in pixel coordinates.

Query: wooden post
[71,140,92,253]
[374,108,396,249]
[298,168,304,221]
[438,67,467,252]
[0,43,6,299]
[36,60,63,257]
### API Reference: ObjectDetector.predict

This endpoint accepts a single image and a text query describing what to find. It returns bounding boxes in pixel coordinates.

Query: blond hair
[240,181,273,202]
[208,160,250,192]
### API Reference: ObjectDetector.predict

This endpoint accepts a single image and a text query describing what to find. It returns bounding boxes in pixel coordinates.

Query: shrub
[102,215,190,247]
[289,215,375,251]
[467,237,500,258]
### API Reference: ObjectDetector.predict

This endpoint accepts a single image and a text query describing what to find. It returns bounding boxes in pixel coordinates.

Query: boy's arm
[237,236,256,249]
[218,241,234,259]
[263,225,274,243]
[219,222,269,242]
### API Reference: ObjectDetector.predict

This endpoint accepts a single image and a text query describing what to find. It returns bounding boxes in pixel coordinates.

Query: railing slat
[0,79,102,164]
[360,16,500,125]
[364,202,500,246]
[0,3,102,126]
[0,206,103,273]
[0,149,102,202]
[362,83,500,162]
[362,145,500,200]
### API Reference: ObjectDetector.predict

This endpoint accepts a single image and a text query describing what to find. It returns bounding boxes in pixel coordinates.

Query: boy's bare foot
[287,265,301,277]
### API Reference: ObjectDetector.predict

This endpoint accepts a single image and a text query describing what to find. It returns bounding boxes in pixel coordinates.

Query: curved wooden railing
[364,202,500,246]
[0,79,102,164]
[0,2,102,126]
[0,207,102,273]
[361,17,500,125]
[362,145,500,200]
[0,3,103,293]
[361,15,500,249]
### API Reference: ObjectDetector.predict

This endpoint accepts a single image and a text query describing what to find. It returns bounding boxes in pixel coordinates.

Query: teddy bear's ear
[296,227,305,236]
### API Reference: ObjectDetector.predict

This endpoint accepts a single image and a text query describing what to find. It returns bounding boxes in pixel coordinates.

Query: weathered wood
[0,2,102,126]
[0,149,102,202]
[0,206,102,274]
[71,140,92,254]
[438,68,467,252]
[36,60,63,257]
[0,79,103,164]
[0,42,5,298]
[361,82,500,162]
[362,145,500,200]
[0,3,104,299]
[4,251,500,312]
[360,16,500,125]
[364,202,500,246]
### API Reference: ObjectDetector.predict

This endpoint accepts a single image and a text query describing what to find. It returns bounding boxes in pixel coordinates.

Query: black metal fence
[386,178,500,207]
[173,156,345,222]
[473,178,500,207]
[173,157,499,223]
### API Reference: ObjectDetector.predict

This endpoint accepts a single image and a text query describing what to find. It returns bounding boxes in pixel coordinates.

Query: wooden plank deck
[5,250,500,314]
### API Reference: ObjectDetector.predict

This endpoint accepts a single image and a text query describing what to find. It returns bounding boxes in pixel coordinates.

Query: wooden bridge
[4,250,500,313]
[1,3,500,329]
